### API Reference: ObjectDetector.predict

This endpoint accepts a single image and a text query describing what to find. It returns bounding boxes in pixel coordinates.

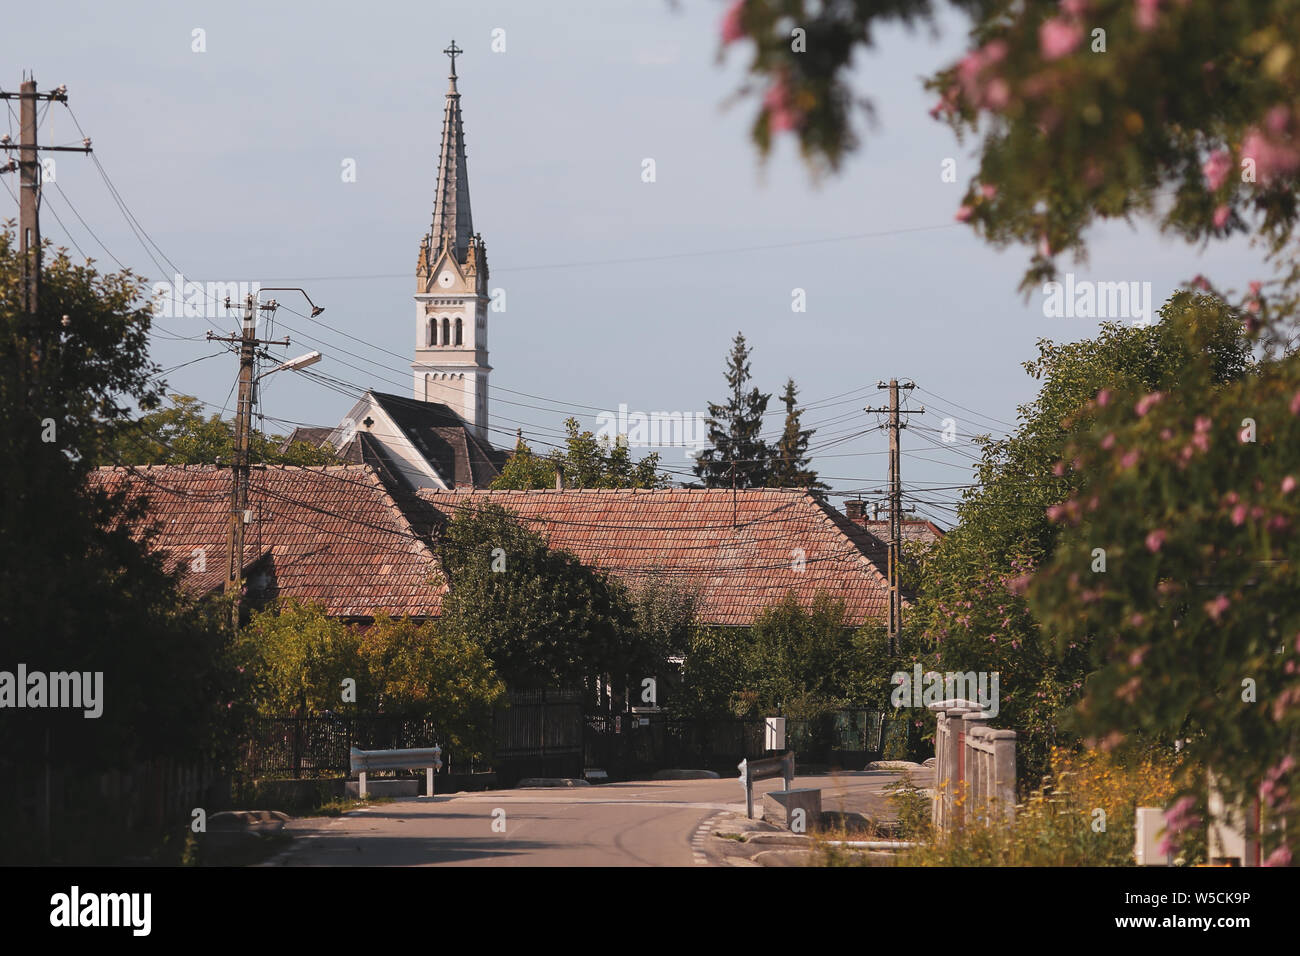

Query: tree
[720,2,1300,313]
[492,418,664,490]
[0,232,235,861]
[769,378,827,491]
[437,502,647,690]
[695,332,774,488]
[1028,304,1300,865]
[236,599,363,718]
[672,590,862,720]
[910,294,1253,783]
[747,591,856,718]
[359,614,504,757]
[99,394,338,466]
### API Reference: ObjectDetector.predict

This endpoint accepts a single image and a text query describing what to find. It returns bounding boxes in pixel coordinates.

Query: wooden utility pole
[865,379,923,654]
[208,295,288,628]
[0,76,92,379]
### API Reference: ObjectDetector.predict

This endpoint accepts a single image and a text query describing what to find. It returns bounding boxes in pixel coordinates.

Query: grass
[810,746,1199,866]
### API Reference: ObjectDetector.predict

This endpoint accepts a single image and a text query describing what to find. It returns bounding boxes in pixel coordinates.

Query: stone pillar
[989,729,1017,822]
[961,714,990,823]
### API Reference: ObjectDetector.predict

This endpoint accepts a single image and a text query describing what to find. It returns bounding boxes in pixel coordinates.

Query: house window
[455,318,463,346]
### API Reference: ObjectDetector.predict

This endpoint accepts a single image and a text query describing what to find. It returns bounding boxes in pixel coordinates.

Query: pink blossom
[981,183,998,200]
[1145,529,1166,552]
[1195,416,1213,434]
[1128,646,1148,666]
[1060,0,1089,15]
[1135,392,1164,417]
[1191,274,1210,291]
[1204,593,1231,622]
[981,39,1009,66]
[1202,150,1232,190]
[956,204,974,222]
[1264,845,1293,867]
[1101,433,1116,450]
[763,77,801,132]
[1120,449,1140,469]
[1231,504,1247,526]
[1212,204,1230,229]
[1266,105,1291,136]
[1160,428,1173,441]
[1039,18,1083,60]
[1249,280,1262,296]
[720,1,745,45]
[1053,461,1066,476]
[1247,298,1261,314]
[984,78,1010,110]
[1129,613,1146,628]
[1096,388,1112,407]
[1290,390,1300,416]
[1135,0,1161,32]
[1241,127,1300,185]
[1283,476,1297,494]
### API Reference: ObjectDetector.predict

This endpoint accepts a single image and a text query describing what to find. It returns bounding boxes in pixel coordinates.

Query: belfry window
[441,318,450,346]
[455,318,463,346]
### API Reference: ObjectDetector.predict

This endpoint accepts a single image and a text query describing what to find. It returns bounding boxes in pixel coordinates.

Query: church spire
[428,39,474,266]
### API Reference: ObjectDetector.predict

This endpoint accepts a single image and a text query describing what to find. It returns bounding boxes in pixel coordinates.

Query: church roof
[417,487,894,627]
[367,390,507,489]
[428,43,474,266]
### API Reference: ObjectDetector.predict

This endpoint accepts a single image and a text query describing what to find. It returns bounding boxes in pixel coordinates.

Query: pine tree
[769,378,827,491]
[694,332,773,488]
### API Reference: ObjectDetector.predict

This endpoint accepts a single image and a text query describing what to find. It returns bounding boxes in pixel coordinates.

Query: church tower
[413,40,491,440]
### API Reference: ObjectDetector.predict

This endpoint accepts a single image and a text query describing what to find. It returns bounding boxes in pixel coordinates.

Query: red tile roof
[88,465,444,618]
[417,488,892,627]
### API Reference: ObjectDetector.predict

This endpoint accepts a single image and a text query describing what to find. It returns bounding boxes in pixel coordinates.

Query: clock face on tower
[439,272,453,288]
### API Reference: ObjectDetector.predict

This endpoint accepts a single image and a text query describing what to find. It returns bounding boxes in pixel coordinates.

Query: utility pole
[865,379,924,654]
[208,296,288,629]
[0,75,92,387]
[207,288,324,629]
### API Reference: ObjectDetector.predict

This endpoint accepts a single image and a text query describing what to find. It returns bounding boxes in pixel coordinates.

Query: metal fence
[583,710,887,779]
[238,715,443,778]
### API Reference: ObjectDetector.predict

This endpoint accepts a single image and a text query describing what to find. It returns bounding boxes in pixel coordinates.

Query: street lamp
[253,350,322,404]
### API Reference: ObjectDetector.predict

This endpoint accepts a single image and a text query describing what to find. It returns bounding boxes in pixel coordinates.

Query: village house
[89,464,896,629]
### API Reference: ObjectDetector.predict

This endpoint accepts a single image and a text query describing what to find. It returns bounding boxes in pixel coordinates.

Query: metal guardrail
[737,751,795,819]
[349,746,442,799]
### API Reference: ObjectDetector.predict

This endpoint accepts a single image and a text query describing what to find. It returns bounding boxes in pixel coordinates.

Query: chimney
[845,499,865,524]
[554,464,564,490]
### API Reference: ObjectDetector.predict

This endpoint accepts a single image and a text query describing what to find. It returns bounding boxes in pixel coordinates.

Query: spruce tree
[694,333,773,488]
[770,378,827,491]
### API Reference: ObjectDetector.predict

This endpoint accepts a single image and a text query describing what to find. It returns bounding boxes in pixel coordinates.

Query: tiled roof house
[88,466,896,628]
[418,487,894,627]
[88,464,444,619]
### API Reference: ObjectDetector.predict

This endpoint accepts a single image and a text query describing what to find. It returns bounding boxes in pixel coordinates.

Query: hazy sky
[2,1,1267,524]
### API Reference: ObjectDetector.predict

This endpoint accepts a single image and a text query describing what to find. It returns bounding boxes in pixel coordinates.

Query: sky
[1,0,1270,526]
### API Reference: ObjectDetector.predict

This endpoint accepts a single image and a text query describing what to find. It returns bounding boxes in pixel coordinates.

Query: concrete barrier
[762,788,822,832]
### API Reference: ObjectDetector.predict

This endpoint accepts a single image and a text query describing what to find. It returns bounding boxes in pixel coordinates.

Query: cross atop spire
[426,40,475,269]
[443,40,462,78]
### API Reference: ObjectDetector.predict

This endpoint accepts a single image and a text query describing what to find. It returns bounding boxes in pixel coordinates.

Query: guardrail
[349,746,442,799]
[737,752,795,819]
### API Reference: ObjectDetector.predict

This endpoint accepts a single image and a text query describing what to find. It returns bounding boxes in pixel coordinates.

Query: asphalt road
[274,771,922,867]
